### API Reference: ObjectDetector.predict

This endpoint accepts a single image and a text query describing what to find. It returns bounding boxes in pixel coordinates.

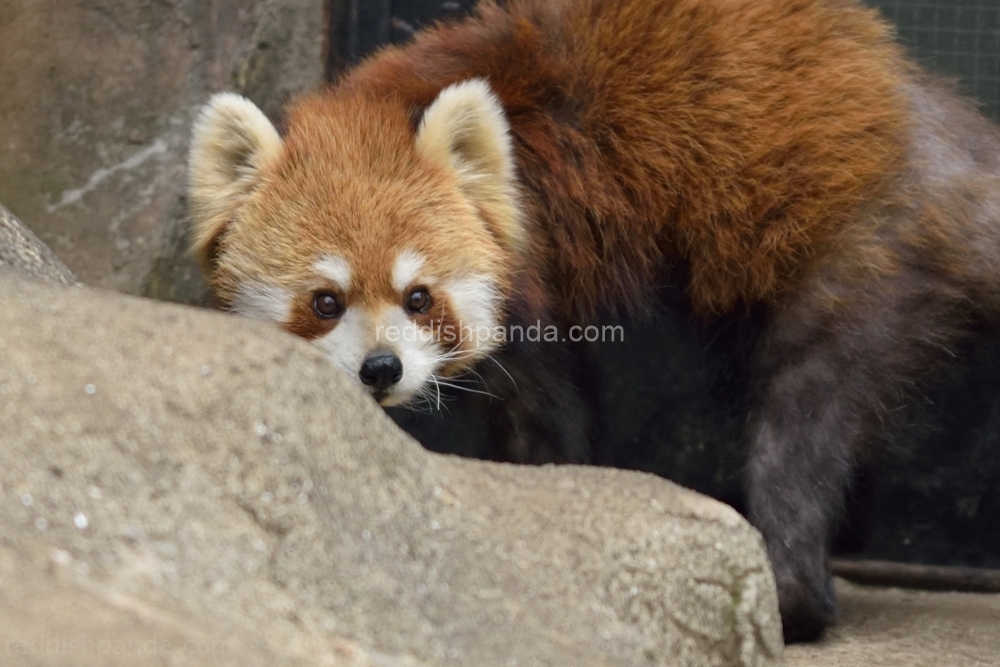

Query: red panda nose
[359,352,404,391]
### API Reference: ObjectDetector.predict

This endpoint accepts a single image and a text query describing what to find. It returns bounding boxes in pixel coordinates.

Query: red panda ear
[415,79,526,255]
[187,93,282,270]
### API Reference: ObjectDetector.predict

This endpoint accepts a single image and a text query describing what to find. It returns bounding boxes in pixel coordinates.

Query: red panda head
[188,80,525,407]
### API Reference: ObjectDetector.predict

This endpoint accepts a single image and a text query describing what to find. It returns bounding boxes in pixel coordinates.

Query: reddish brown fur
[342,0,910,318]
[192,0,1000,642]
[210,93,515,348]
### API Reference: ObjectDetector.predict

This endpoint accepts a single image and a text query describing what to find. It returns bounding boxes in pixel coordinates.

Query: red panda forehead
[282,93,417,173]
[261,95,478,239]
[234,91,507,302]
[234,190,502,298]
[251,164,494,268]
[336,242,500,305]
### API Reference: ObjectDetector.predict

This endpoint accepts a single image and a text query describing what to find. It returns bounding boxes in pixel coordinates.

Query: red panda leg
[746,252,967,642]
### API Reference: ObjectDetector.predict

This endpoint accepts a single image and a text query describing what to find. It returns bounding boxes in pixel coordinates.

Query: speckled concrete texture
[0,271,783,666]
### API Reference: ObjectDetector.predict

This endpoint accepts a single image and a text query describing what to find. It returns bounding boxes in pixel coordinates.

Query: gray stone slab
[0,272,783,666]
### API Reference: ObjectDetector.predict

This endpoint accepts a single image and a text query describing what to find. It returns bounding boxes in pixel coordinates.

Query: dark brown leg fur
[751,76,1000,642]
[748,237,969,641]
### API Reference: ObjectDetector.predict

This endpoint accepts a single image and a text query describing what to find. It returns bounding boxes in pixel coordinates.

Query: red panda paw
[773,555,837,644]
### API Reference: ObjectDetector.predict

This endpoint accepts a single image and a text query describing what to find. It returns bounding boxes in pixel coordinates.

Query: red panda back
[344,0,910,318]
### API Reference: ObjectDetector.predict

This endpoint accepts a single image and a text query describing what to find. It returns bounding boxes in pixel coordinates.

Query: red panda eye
[312,292,343,319]
[405,288,432,314]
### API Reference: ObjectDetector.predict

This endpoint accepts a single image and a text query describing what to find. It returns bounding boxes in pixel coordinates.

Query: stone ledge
[0,272,783,666]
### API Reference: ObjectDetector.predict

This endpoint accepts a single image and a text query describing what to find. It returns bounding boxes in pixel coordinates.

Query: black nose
[359,352,403,391]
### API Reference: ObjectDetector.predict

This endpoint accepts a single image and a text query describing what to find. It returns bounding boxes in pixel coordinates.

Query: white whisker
[428,373,443,411]
[484,354,517,388]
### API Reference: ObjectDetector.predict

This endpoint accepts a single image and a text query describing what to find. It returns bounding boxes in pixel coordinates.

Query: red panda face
[188,82,525,407]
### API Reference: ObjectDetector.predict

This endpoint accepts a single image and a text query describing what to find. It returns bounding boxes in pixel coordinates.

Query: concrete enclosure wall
[0,0,325,304]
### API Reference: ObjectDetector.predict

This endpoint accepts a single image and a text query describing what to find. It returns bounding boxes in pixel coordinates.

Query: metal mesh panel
[866,0,1000,121]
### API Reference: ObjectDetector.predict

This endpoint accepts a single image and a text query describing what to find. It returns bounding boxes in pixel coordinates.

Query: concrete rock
[0,0,324,304]
[0,271,783,666]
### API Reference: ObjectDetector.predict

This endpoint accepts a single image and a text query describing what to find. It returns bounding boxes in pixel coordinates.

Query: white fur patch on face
[230,281,293,324]
[392,249,426,292]
[378,307,440,406]
[313,254,352,291]
[307,261,497,409]
[311,308,370,377]
[443,274,501,353]
[311,305,440,407]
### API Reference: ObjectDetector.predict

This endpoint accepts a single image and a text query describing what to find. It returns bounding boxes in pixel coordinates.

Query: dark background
[327,0,1000,569]
[869,0,999,122]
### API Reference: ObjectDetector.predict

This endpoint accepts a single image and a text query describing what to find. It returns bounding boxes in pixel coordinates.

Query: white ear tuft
[187,93,282,266]
[415,80,526,254]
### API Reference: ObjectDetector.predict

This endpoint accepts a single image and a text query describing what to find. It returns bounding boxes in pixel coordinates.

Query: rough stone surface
[0,545,414,667]
[785,579,1000,667]
[0,0,324,304]
[0,203,75,285]
[0,270,783,666]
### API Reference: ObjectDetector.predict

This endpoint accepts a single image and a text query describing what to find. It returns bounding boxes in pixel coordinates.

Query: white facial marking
[444,274,500,352]
[312,304,440,407]
[307,257,497,409]
[312,308,370,376]
[313,255,352,291]
[231,282,293,323]
[392,249,426,293]
[377,307,440,406]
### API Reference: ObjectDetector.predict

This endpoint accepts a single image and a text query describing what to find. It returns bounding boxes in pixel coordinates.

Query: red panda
[187,0,1000,642]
